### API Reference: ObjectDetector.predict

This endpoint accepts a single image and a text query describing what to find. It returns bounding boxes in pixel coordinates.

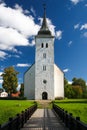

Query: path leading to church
[21,101,69,130]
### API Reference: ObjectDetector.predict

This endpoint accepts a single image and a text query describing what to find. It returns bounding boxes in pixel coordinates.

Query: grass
[54,99,87,124]
[0,100,35,125]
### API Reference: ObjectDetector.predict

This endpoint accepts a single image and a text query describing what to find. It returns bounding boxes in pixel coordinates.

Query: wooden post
[17,114,20,130]
[9,117,13,130]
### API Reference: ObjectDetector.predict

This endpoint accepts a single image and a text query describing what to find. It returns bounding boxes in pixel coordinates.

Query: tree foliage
[19,83,24,97]
[64,77,87,99]
[1,66,19,95]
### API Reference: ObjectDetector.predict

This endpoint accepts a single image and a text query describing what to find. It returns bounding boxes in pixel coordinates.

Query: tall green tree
[1,66,19,95]
[19,83,24,97]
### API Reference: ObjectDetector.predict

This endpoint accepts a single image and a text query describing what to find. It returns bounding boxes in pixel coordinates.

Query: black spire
[38,4,52,36]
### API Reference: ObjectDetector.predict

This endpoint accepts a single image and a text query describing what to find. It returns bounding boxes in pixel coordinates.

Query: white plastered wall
[54,64,64,98]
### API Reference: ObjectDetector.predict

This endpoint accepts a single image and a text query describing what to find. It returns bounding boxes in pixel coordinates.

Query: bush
[55,97,64,100]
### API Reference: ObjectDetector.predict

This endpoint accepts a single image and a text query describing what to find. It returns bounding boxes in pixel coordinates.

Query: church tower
[24,6,64,100]
[35,7,55,100]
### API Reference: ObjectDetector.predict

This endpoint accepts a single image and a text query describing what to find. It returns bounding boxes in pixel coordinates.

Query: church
[24,8,64,100]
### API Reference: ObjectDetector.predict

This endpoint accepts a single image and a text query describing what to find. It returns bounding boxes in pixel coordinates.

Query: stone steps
[37,100,52,109]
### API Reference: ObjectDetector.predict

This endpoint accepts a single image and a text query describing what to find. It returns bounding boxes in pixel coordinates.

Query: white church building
[24,8,64,100]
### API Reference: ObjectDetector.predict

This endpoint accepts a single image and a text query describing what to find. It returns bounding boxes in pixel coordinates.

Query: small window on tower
[43,53,46,58]
[43,80,47,84]
[41,43,44,48]
[46,43,48,48]
[43,65,46,71]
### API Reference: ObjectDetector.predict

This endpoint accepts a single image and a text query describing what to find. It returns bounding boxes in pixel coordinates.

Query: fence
[53,104,87,130]
[0,104,37,130]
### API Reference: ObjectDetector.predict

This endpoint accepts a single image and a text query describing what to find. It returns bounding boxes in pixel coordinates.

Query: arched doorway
[42,92,48,100]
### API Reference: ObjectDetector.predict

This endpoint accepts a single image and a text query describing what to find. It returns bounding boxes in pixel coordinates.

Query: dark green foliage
[19,83,24,97]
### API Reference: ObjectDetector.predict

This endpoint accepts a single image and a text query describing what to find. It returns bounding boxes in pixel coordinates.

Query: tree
[64,84,74,98]
[19,83,24,97]
[72,77,87,98]
[72,85,83,98]
[64,77,68,87]
[1,66,19,95]
[72,77,86,88]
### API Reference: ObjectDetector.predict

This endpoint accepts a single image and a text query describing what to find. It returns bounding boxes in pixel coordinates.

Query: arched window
[41,43,44,48]
[46,43,48,48]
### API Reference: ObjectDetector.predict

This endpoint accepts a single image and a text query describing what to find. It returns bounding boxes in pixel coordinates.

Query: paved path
[21,109,69,130]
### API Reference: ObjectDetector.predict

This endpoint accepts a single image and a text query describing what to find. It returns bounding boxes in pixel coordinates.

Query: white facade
[35,36,55,100]
[24,8,64,100]
[24,64,35,99]
[54,64,64,98]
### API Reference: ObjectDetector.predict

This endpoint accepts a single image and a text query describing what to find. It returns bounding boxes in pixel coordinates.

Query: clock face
[43,80,47,84]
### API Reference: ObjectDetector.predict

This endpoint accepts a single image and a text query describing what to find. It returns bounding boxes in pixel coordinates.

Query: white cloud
[0,50,7,59]
[55,30,62,40]
[83,32,87,38]
[30,6,36,16]
[70,0,82,5]
[68,41,72,46]
[0,2,62,60]
[0,72,3,84]
[0,27,29,50]
[80,23,87,30]
[0,72,3,76]
[68,81,72,84]
[74,23,80,29]
[63,68,69,73]
[0,78,3,84]
[16,63,31,67]
[85,4,87,7]
[0,3,40,52]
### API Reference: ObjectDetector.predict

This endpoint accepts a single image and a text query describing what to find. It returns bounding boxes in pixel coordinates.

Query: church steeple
[38,5,52,36]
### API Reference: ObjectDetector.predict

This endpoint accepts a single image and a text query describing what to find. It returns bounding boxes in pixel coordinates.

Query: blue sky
[0,0,87,88]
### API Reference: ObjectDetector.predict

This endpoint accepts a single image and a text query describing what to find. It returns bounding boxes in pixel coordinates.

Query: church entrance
[42,92,48,100]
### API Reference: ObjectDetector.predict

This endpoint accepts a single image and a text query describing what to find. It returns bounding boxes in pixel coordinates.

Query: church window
[41,43,44,48]
[46,43,48,48]
[43,80,47,84]
[43,53,46,58]
[43,65,46,71]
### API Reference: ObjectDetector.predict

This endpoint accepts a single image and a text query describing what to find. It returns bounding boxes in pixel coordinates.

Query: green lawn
[0,100,35,125]
[54,99,87,124]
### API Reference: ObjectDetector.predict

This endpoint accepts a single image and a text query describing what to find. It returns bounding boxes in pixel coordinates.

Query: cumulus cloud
[74,23,80,29]
[55,30,62,40]
[16,63,31,67]
[70,0,82,5]
[63,68,69,73]
[0,3,40,51]
[0,72,3,84]
[0,27,29,50]
[0,78,3,84]
[0,72,3,76]
[0,50,7,59]
[80,23,87,30]
[0,2,62,59]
